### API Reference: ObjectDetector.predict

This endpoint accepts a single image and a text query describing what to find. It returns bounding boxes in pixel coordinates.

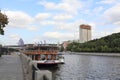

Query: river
[38,53,120,80]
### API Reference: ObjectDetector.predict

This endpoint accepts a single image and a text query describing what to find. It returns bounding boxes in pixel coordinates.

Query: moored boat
[23,44,64,65]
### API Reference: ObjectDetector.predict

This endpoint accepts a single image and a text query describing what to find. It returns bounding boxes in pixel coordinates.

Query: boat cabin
[23,45,60,61]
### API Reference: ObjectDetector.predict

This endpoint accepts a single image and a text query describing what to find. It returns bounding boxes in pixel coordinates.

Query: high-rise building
[79,24,91,43]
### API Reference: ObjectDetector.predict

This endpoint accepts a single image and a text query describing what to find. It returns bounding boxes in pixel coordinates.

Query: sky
[0,0,120,45]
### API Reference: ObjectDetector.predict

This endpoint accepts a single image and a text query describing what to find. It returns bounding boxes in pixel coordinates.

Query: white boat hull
[33,59,64,64]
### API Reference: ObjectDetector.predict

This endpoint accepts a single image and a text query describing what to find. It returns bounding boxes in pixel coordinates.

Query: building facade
[79,24,91,43]
[62,41,71,51]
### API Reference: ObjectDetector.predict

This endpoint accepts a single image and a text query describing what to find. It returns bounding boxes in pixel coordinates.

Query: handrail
[24,50,58,52]
[23,50,58,54]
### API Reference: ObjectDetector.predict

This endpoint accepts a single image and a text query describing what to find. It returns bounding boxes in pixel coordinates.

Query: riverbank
[65,52,120,56]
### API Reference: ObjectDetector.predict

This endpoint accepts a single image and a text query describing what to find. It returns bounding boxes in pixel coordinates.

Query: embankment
[20,53,52,80]
[68,52,120,56]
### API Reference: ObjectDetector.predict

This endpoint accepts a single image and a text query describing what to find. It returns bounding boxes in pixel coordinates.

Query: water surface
[38,53,120,80]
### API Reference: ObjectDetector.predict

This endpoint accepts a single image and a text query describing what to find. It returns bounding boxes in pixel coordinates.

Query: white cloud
[55,20,95,32]
[38,0,82,15]
[39,20,56,26]
[53,13,73,20]
[103,4,120,24]
[114,27,120,33]
[27,26,39,31]
[32,32,75,43]
[3,34,21,45]
[6,10,34,28]
[92,27,120,39]
[3,10,98,44]
[32,36,42,42]
[38,19,96,36]
[43,32,74,41]
[38,20,83,31]
[4,10,41,32]
[113,21,120,25]
[35,13,51,20]
[93,6,104,14]
[97,0,117,4]
[39,1,56,9]
[9,34,20,40]
[92,31,112,39]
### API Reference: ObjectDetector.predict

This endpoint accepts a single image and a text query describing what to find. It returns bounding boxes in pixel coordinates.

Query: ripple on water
[38,54,120,80]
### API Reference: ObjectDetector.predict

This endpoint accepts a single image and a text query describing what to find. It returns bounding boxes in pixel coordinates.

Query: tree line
[66,32,120,53]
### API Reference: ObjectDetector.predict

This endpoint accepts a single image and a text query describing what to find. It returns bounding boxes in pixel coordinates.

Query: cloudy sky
[0,0,120,45]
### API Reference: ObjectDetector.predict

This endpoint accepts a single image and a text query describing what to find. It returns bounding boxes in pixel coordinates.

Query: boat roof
[25,44,58,50]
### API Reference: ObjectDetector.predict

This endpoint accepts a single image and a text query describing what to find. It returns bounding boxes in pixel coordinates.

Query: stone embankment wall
[71,52,120,56]
[20,53,52,80]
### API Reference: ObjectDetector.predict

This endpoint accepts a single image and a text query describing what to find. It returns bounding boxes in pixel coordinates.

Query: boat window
[41,54,45,60]
[32,55,34,60]
[29,55,32,59]
[40,47,47,50]
[56,55,59,60]
[48,55,52,60]
[35,54,38,60]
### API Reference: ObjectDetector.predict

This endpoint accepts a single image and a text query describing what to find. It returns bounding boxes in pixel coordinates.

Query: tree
[66,32,120,53]
[0,10,9,35]
[60,45,64,52]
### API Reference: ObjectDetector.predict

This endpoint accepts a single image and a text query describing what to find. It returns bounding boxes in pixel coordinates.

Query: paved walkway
[0,55,24,80]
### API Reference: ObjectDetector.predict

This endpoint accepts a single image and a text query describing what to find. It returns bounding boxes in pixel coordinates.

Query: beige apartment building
[79,24,91,43]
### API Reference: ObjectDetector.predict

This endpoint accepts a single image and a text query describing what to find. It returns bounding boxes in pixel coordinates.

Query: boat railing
[24,50,58,52]
[23,50,58,54]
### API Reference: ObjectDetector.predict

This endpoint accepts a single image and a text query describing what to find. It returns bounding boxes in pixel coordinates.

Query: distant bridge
[3,45,24,50]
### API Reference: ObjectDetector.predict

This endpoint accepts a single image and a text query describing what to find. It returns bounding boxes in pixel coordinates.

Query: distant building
[18,38,24,46]
[62,41,71,51]
[79,24,91,43]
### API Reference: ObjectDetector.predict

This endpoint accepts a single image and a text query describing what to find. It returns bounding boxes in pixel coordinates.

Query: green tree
[0,10,9,35]
[60,45,64,52]
[66,32,120,53]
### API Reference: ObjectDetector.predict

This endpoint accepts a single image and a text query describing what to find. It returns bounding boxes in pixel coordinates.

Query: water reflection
[38,54,120,80]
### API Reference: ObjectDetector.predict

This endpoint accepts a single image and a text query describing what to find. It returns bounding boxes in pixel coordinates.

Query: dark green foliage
[60,45,64,52]
[0,10,9,35]
[0,44,2,57]
[66,32,120,53]
[0,45,18,55]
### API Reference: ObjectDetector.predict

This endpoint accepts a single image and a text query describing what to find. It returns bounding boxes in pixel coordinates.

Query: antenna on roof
[44,40,46,45]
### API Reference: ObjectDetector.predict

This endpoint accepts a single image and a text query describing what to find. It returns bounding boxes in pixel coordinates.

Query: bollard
[35,70,52,80]
[43,75,49,80]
